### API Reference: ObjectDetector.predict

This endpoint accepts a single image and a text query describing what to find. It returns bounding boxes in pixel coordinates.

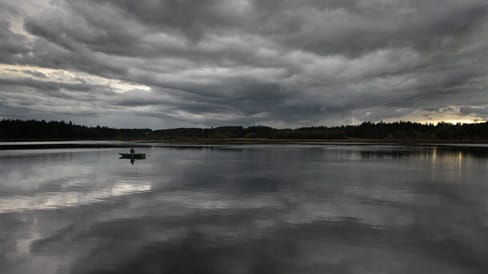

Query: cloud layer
[0,0,488,128]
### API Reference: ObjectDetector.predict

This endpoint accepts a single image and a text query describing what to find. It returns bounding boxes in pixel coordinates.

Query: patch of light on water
[0,181,151,213]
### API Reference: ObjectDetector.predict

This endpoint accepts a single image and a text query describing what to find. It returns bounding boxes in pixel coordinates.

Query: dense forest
[1,119,488,141]
[0,119,151,140]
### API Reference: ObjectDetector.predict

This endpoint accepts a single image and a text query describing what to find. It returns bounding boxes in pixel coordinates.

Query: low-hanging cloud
[0,0,487,128]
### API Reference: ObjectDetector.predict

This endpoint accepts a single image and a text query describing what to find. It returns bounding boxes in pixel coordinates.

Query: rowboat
[119,153,146,159]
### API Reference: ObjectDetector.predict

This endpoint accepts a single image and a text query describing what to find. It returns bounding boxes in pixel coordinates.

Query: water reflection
[0,181,151,213]
[1,144,488,274]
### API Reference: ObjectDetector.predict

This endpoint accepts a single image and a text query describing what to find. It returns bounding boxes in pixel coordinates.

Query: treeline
[153,122,488,140]
[0,119,151,140]
[1,119,488,141]
[152,126,346,139]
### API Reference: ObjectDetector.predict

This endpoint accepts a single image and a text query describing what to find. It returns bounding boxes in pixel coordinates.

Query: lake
[1,143,488,274]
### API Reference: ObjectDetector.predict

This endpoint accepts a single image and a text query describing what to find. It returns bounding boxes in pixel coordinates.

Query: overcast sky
[0,0,487,128]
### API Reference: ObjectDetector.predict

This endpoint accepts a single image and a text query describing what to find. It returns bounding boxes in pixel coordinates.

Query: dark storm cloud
[262,0,488,56]
[79,0,249,41]
[1,0,488,127]
[0,20,30,62]
[0,77,94,93]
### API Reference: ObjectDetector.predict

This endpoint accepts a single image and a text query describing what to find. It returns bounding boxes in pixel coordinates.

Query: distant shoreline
[2,138,488,150]
[3,119,488,143]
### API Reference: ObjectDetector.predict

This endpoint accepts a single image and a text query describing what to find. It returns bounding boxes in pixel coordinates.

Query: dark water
[1,143,488,274]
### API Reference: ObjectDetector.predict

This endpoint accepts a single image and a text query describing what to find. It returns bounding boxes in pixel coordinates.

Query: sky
[0,0,487,129]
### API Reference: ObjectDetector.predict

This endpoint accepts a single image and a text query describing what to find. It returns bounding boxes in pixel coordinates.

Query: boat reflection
[119,152,146,165]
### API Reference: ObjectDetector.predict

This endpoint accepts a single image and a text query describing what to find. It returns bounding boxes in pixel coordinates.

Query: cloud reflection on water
[1,144,488,274]
[0,181,151,213]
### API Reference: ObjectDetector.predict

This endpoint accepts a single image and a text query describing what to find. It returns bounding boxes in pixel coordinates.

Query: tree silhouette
[1,119,488,141]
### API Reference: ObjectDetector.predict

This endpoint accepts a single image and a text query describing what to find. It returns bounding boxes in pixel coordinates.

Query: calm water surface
[1,143,488,274]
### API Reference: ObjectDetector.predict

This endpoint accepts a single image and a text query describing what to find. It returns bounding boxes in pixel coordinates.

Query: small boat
[119,153,146,159]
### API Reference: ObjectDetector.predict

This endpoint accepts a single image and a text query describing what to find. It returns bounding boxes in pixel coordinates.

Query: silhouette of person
[130,148,135,155]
